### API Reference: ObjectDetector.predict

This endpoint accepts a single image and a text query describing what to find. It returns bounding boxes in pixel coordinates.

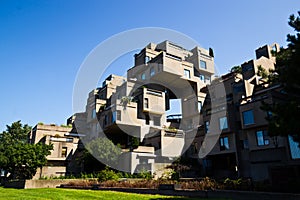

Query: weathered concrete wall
[5,179,93,189]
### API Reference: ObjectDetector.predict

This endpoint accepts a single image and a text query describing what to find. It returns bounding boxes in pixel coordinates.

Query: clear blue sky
[0,0,299,131]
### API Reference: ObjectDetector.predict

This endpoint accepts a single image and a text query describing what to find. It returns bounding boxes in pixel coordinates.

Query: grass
[0,187,225,200]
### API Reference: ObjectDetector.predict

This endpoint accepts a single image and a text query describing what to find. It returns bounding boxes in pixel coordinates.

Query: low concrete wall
[5,179,92,189]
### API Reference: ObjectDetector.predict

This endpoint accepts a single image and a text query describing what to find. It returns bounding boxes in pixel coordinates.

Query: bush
[136,169,153,180]
[159,169,178,180]
[97,167,119,182]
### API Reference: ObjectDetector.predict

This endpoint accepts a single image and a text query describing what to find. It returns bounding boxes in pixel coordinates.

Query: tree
[83,137,122,172]
[230,65,242,74]
[0,121,52,179]
[263,12,300,144]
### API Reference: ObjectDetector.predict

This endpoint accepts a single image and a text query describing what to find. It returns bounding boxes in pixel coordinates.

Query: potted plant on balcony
[163,125,178,133]
[120,96,133,109]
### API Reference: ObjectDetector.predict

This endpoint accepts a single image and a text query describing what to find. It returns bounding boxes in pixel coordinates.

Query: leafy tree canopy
[263,12,300,144]
[83,137,122,172]
[230,65,242,74]
[0,121,52,179]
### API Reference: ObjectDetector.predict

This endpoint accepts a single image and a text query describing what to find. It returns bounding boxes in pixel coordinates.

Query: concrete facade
[186,43,300,182]
[69,40,215,174]
[29,124,80,179]
[30,41,300,183]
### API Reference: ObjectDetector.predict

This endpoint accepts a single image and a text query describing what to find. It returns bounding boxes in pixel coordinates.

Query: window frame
[184,69,191,79]
[144,98,149,109]
[199,74,205,81]
[256,130,269,146]
[219,116,228,130]
[220,137,229,151]
[242,110,254,125]
[200,60,207,69]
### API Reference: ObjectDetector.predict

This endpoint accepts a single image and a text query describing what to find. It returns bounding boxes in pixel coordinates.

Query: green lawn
[0,187,221,200]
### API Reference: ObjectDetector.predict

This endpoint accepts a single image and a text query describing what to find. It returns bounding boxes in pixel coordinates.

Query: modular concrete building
[186,43,300,183]
[29,124,81,179]
[69,40,215,174]
[30,41,300,183]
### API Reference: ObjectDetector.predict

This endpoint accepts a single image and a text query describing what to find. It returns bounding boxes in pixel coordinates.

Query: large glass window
[184,69,191,79]
[220,137,229,151]
[256,130,269,146]
[242,110,254,125]
[200,60,207,69]
[219,116,228,130]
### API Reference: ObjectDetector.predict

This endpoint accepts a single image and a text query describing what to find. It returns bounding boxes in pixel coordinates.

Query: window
[61,147,67,157]
[266,111,272,119]
[219,116,228,130]
[112,112,116,123]
[205,76,211,84]
[288,135,300,159]
[184,69,191,78]
[242,110,254,125]
[150,67,155,76]
[145,114,150,125]
[91,109,96,119]
[145,56,150,63]
[198,101,202,112]
[66,138,73,142]
[220,137,229,151]
[141,73,146,80]
[241,139,249,149]
[256,130,269,146]
[200,60,207,69]
[199,74,205,81]
[205,121,210,133]
[153,116,161,126]
[144,98,149,109]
